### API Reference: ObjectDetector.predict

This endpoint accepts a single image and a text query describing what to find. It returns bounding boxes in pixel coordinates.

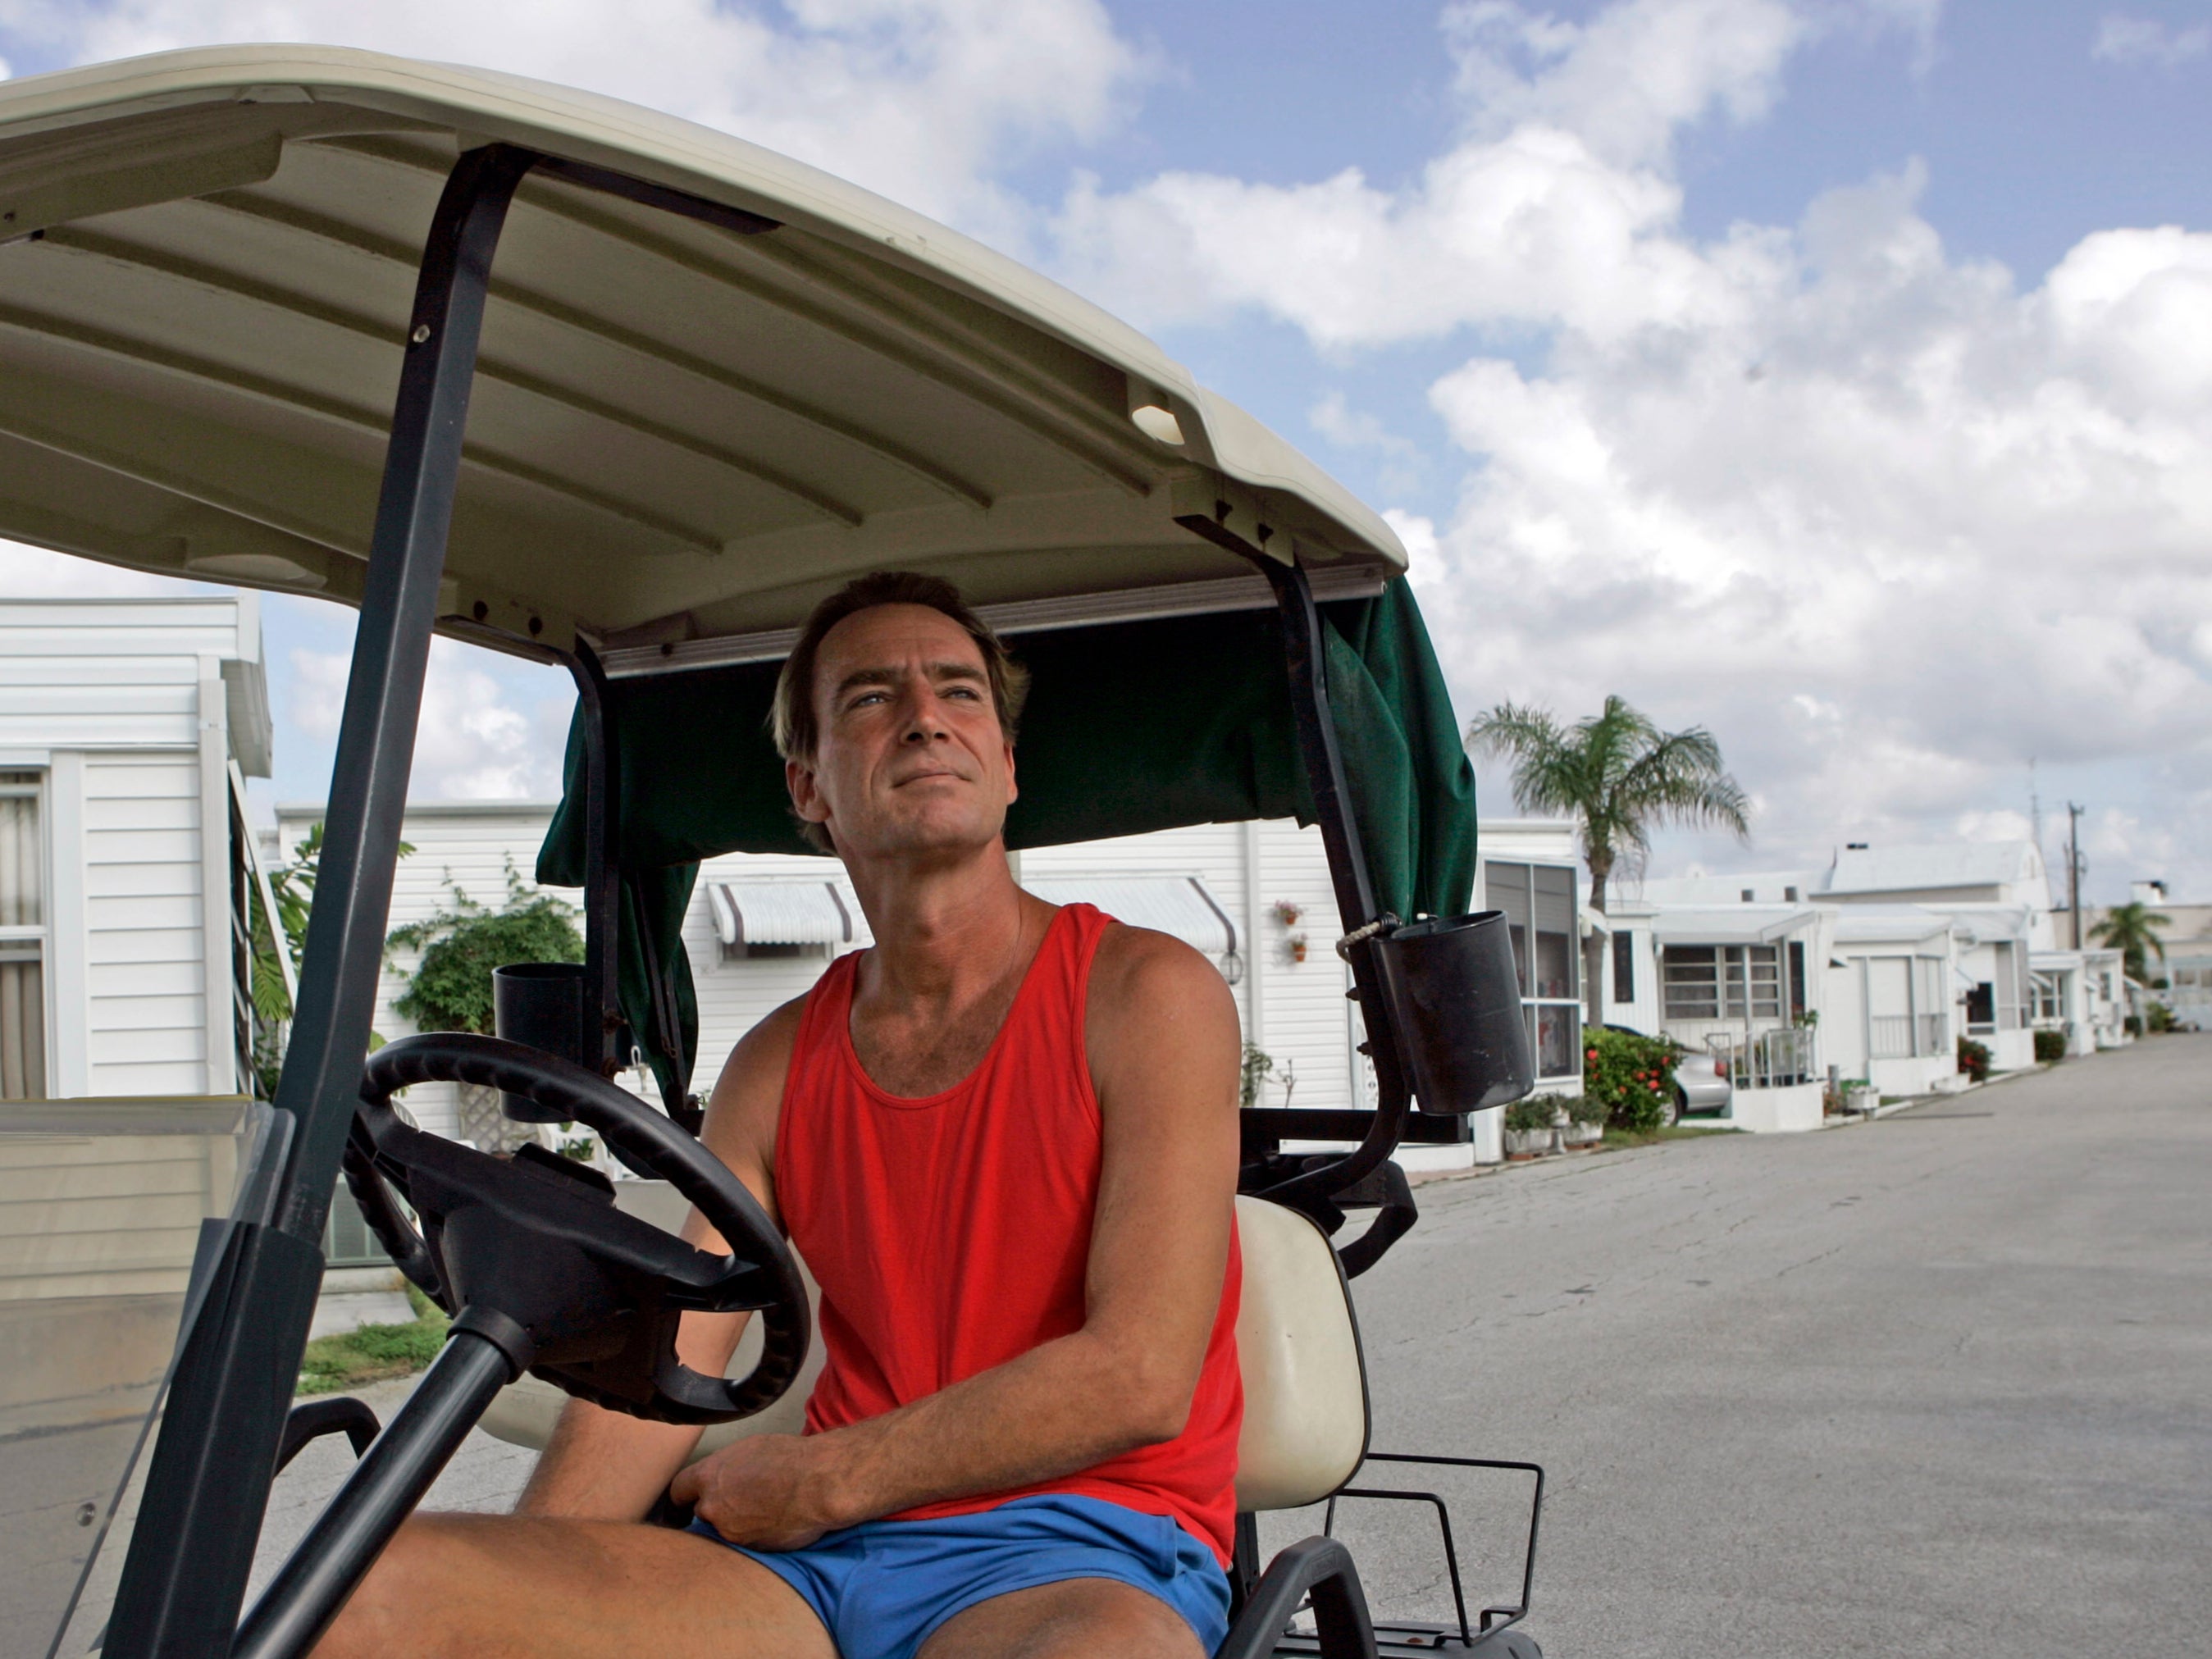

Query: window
[1740,888,1754,903]
[1612,929,1635,1004]
[1485,859,1580,1078]
[1965,982,1994,1032]
[1788,940,1807,1019]
[0,773,46,1101]
[1662,944,1781,1021]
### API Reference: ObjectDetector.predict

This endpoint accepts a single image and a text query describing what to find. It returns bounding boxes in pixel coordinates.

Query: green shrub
[1565,1090,1608,1126]
[2032,1028,2068,1064]
[1585,1028,1679,1133]
[387,865,582,1036]
[2124,1014,2144,1037]
[2146,1000,2179,1034]
[1956,1035,1992,1082]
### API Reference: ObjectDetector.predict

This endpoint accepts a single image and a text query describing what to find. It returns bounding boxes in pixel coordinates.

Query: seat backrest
[1232,1194,1370,1512]
[476,1188,1371,1514]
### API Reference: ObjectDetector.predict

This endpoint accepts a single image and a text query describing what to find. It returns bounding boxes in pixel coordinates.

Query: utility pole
[2029,759,2043,868]
[2067,802,2085,950]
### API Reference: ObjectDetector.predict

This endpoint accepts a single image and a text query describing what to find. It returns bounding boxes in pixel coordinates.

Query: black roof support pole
[566,637,623,1075]
[105,141,540,1658]
[1244,555,1414,1215]
[1171,502,1416,1226]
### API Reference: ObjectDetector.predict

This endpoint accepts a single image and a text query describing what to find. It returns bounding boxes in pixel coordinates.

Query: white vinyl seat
[476,1188,1370,1514]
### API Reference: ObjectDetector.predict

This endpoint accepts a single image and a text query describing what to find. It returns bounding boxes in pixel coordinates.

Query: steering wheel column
[233,1033,810,1659]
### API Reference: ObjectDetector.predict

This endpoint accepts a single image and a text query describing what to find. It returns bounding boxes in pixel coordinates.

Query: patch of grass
[1597,1122,1744,1151]
[297,1283,449,1397]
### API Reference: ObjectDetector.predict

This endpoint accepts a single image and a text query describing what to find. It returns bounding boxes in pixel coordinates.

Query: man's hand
[669,1433,843,1552]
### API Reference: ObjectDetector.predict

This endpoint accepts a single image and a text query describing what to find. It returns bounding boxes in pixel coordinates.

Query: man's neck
[842,839,1030,1009]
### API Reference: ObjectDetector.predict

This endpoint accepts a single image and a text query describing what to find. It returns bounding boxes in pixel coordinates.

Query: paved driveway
[258,1038,2211,1657]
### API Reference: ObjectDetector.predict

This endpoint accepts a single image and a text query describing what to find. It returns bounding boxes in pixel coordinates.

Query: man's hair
[772,572,1031,845]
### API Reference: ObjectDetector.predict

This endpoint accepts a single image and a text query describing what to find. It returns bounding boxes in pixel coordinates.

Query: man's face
[787,603,1017,860]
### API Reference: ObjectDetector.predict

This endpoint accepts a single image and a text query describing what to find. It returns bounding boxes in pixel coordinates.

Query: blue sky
[2,1,2210,900]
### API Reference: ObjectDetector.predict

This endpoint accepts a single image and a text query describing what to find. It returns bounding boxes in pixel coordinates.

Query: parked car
[1606,1025,1732,1123]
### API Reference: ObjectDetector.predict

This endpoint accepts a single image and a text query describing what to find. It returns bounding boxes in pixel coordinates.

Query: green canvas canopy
[540,577,1477,1100]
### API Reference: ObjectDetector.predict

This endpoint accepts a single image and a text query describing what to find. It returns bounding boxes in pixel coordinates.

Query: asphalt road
[1334,1035,2212,1657]
[256,1037,2212,1656]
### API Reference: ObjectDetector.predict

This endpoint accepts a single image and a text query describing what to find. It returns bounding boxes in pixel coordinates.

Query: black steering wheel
[343,1032,809,1424]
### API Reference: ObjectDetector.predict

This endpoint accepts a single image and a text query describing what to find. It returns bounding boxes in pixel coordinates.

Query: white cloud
[1444,0,1804,167]
[2092,13,2212,68]
[290,637,556,800]
[1050,0,2212,890]
[0,0,1146,238]
[0,536,212,595]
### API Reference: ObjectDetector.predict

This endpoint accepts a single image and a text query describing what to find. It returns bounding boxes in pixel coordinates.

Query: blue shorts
[689,1494,1230,1659]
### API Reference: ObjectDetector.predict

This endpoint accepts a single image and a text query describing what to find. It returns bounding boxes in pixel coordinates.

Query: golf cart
[0,47,1545,1658]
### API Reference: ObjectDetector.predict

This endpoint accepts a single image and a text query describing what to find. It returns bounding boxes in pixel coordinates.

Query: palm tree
[1467,695,1751,1024]
[2090,900,2170,985]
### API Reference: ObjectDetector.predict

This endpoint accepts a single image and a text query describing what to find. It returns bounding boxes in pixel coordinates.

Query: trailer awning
[1651,907,1817,946]
[706,881,853,948]
[1024,875,1236,956]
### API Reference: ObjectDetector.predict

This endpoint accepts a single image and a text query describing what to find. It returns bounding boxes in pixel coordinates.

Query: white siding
[0,597,266,1101]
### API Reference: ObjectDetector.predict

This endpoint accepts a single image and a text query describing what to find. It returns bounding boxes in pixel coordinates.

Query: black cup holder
[490,961,591,1123]
[1371,911,1535,1114]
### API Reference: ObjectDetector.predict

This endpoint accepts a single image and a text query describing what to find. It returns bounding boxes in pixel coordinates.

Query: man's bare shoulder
[700,994,811,1183]
[1084,921,1240,1079]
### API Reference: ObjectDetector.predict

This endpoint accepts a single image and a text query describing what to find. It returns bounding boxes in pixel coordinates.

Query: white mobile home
[0,595,271,1102]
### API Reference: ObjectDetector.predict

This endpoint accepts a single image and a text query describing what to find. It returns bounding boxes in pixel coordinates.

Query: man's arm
[672,925,1240,1550]
[515,1001,800,1520]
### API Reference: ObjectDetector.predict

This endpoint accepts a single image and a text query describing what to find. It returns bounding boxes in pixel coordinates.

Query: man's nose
[900,686,949,743]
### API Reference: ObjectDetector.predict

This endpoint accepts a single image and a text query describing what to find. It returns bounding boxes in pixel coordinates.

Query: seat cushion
[1231,1195,1369,1512]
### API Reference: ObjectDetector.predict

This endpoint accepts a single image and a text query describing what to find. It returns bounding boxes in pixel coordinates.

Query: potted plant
[1564,1092,1606,1147]
[1503,1092,1558,1158]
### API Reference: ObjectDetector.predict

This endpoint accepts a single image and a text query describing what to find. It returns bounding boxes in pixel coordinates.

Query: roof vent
[1846,842,1868,850]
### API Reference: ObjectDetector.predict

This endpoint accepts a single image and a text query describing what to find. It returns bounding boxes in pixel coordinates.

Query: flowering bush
[1584,1028,1680,1133]
[1956,1035,1992,1082]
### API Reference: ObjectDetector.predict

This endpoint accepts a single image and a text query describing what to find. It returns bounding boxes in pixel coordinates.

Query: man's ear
[787,758,831,827]
[1003,742,1018,806]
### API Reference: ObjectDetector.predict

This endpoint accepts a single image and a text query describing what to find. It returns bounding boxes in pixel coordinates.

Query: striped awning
[1026,876,1236,956]
[708,882,853,948]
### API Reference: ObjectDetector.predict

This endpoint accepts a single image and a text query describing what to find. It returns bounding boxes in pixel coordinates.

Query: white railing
[1709,1027,1818,1089]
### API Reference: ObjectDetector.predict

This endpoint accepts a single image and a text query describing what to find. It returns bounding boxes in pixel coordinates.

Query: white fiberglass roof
[0,47,1403,663]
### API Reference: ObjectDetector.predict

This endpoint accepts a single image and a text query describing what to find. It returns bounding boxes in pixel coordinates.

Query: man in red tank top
[321,574,1244,1659]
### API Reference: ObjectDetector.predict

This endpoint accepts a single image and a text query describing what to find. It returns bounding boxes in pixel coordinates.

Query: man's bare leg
[918,1579,1206,1659]
[313,1514,835,1659]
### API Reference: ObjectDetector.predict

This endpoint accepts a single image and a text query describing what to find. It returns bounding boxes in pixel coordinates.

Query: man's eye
[943,686,980,700]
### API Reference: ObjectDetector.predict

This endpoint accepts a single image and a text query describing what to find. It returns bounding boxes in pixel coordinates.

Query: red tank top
[773,902,1243,1564]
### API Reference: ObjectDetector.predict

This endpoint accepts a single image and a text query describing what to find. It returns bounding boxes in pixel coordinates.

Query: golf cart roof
[0,45,1403,662]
